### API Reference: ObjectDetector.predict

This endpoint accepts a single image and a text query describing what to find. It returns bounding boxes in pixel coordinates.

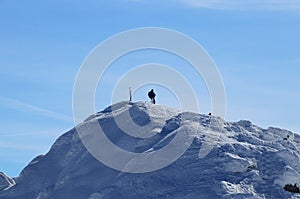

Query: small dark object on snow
[208,113,212,116]
[283,135,290,141]
[148,89,156,104]
[284,183,300,193]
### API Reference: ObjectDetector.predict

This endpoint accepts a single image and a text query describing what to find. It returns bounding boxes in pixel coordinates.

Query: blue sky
[1,0,300,176]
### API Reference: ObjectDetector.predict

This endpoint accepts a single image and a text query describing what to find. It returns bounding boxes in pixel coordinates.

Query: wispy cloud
[0,97,73,122]
[0,130,64,137]
[0,141,47,151]
[179,0,300,11]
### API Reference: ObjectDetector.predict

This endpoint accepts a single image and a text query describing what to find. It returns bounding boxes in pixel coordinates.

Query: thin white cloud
[0,97,73,122]
[0,130,64,137]
[179,0,300,11]
[0,141,47,151]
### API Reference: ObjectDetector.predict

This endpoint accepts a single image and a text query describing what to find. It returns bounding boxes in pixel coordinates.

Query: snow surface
[0,172,15,191]
[1,101,300,198]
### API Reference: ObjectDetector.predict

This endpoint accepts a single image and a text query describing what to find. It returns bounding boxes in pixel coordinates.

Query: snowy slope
[0,172,15,191]
[1,101,300,199]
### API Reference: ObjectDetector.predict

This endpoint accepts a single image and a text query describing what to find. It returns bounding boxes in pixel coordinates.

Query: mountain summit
[1,102,300,199]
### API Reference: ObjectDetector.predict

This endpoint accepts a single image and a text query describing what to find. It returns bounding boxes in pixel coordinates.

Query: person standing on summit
[148,89,156,104]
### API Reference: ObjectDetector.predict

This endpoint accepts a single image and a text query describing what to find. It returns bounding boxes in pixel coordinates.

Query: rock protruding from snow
[0,172,15,191]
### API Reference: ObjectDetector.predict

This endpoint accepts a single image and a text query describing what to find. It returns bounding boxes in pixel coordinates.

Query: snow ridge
[1,101,300,199]
[0,172,15,191]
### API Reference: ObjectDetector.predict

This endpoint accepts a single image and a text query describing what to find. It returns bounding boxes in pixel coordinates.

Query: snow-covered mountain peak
[1,101,300,199]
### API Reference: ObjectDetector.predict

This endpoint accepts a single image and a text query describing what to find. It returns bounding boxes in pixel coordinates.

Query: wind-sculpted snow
[1,102,300,199]
[0,172,15,191]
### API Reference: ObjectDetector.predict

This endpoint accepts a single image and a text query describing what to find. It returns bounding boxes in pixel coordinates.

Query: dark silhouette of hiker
[148,89,156,104]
